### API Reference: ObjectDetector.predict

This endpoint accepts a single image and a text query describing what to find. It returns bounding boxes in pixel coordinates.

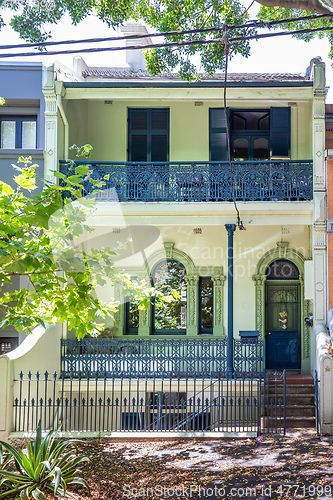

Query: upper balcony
[59,160,313,203]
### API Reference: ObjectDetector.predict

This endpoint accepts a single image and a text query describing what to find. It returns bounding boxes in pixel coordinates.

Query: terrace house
[0,37,328,437]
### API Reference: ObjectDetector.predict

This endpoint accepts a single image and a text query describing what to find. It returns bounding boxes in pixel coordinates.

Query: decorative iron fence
[59,160,313,202]
[262,370,286,435]
[13,371,263,434]
[60,338,265,378]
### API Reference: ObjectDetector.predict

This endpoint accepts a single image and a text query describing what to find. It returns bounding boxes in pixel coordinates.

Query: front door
[266,283,300,369]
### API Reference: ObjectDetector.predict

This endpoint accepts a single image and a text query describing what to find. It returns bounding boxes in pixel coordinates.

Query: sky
[0,8,333,101]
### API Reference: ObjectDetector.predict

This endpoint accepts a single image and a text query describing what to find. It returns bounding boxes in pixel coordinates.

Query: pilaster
[185,275,199,335]
[312,62,327,325]
[43,65,58,184]
[212,275,226,336]
[252,274,266,339]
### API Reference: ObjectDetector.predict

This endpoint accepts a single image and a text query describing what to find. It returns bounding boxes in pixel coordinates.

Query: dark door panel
[266,330,299,369]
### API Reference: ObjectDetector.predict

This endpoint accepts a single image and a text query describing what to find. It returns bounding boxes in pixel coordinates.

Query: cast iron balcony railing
[59,160,313,202]
[60,338,265,378]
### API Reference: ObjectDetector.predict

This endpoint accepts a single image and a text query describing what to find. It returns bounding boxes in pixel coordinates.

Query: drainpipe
[225,224,236,378]
[56,94,69,159]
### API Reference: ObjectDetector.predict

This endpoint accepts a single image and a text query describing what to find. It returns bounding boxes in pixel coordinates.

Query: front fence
[59,160,313,203]
[12,370,289,435]
[13,371,264,434]
[262,370,286,435]
[60,338,265,378]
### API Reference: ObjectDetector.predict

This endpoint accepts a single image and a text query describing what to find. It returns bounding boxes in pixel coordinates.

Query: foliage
[0,150,150,339]
[0,424,90,499]
[1,0,333,79]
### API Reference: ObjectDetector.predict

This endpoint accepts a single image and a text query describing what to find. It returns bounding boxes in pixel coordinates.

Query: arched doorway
[265,259,301,369]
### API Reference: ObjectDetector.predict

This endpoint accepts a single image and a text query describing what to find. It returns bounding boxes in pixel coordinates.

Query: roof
[81,68,309,83]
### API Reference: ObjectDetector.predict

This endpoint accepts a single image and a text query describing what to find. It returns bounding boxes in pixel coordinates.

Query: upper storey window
[0,116,37,149]
[209,108,291,161]
[128,108,169,162]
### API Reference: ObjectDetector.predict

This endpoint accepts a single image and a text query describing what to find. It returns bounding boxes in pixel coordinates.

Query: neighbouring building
[0,62,45,354]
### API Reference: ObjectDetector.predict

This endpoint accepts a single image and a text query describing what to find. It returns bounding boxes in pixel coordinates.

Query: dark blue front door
[265,281,300,370]
[266,330,299,369]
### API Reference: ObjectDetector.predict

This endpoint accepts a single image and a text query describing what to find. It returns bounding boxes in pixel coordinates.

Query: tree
[0,147,168,339]
[0,0,332,79]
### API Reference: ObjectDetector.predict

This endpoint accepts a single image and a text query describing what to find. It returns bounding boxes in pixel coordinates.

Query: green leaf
[31,488,47,500]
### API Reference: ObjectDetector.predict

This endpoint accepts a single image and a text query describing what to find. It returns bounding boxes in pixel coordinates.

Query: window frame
[230,109,270,161]
[0,115,37,149]
[151,259,187,336]
[128,108,170,162]
[209,107,291,161]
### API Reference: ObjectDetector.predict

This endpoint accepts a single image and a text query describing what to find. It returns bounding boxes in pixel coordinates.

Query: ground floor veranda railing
[60,338,264,378]
[59,160,313,202]
[12,370,285,435]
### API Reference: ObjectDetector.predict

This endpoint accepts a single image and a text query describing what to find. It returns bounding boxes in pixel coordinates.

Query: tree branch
[255,0,333,16]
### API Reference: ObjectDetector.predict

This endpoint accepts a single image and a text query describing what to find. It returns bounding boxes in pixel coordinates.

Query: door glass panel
[131,135,147,161]
[253,138,269,160]
[1,121,15,148]
[22,121,36,148]
[233,138,248,160]
[266,285,299,332]
[233,113,246,130]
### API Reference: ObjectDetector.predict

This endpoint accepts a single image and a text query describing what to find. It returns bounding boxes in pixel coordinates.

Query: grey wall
[0,62,45,194]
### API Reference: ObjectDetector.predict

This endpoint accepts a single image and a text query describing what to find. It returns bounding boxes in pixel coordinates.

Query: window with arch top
[152,260,187,334]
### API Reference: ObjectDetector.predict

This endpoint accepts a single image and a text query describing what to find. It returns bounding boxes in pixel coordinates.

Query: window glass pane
[253,138,269,160]
[233,113,246,130]
[131,135,147,161]
[201,279,213,331]
[0,341,13,354]
[151,135,168,162]
[259,113,269,130]
[1,121,15,148]
[125,297,139,334]
[233,138,248,160]
[151,110,168,130]
[153,261,186,331]
[22,121,36,148]
[131,110,148,130]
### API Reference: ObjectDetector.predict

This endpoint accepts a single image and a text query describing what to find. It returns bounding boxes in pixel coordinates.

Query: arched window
[152,260,187,334]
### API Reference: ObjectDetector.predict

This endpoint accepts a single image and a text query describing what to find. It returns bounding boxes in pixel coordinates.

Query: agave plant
[0,424,90,499]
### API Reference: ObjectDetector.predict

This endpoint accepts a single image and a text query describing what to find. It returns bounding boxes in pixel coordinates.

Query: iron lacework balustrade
[59,160,313,202]
[60,338,265,378]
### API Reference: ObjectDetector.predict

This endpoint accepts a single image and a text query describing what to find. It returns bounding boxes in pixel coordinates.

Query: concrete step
[262,416,316,429]
[262,405,315,418]
[266,384,315,395]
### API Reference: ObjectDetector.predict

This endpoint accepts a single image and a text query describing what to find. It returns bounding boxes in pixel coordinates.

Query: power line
[0,12,330,51]
[0,23,332,58]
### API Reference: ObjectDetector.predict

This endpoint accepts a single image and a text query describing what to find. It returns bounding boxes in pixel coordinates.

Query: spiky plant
[0,423,90,499]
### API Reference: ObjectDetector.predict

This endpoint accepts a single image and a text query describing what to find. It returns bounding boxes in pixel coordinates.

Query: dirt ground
[49,429,333,500]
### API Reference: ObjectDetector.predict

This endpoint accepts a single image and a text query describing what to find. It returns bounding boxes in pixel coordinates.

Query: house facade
[0,42,329,438]
[41,49,327,375]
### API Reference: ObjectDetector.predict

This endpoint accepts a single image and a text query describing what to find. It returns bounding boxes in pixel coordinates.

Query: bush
[0,424,90,499]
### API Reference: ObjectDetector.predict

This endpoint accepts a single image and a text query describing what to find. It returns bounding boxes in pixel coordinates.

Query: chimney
[306,56,322,80]
[119,23,152,72]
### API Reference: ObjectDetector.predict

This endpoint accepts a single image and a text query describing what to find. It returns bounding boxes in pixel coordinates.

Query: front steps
[263,372,316,430]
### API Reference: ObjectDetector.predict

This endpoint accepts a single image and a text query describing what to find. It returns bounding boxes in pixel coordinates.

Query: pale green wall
[78,223,311,338]
[62,99,313,162]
